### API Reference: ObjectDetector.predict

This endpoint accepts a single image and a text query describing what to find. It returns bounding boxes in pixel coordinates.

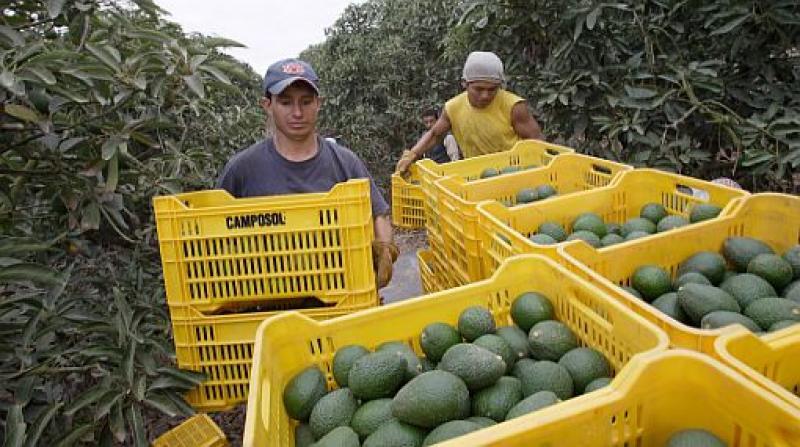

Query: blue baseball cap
[263,58,320,96]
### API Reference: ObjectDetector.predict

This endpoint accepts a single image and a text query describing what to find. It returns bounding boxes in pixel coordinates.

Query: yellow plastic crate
[153,180,376,313]
[170,297,376,412]
[435,153,632,284]
[714,324,800,410]
[391,165,425,229]
[426,231,460,290]
[559,193,797,354]
[416,139,574,244]
[478,168,749,279]
[152,414,228,447]
[416,249,441,294]
[435,350,800,446]
[242,255,668,446]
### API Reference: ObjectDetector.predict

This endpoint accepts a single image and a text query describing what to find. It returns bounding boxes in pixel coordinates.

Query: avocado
[651,292,689,324]
[351,398,395,441]
[558,347,611,393]
[528,320,578,361]
[700,310,760,332]
[747,253,794,290]
[640,203,668,224]
[391,370,470,428]
[420,322,462,363]
[625,230,651,241]
[719,273,777,309]
[283,366,328,421]
[378,341,424,381]
[677,251,727,285]
[311,426,359,447]
[504,391,559,420]
[465,416,496,428]
[515,188,538,204]
[601,233,625,247]
[529,233,557,245]
[689,204,722,223]
[632,265,673,302]
[621,217,656,237]
[515,360,573,400]
[295,423,315,447]
[677,284,741,326]
[474,334,517,373]
[309,387,358,439]
[480,167,499,179]
[744,297,800,330]
[471,376,523,422]
[348,351,407,401]
[332,345,369,387]
[583,377,612,393]
[572,214,607,238]
[536,184,558,200]
[511,292,554,332]
[656,215,689,233]
[673,272,711,290]
[723,237,774,272]
[783,245,800,279]
[422,420,481,446]
[496,325,531,360]
[437,343,506,391]
[566,230,603,248]
[363,419,427,447]
[537,221,568,242]
[457,306,496,342]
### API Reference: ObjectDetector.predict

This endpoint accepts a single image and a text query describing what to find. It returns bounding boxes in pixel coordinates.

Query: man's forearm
[374,214,393,244]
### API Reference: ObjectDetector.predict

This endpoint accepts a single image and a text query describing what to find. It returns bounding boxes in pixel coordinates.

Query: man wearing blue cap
[217,58,398,289]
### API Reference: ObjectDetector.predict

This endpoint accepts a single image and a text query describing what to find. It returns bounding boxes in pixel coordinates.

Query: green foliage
[301,0,462,186]
[307,0,799,192]
[1,1,263,444]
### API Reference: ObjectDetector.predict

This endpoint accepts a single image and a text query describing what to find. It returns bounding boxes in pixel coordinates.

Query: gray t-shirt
[216,137,390,217]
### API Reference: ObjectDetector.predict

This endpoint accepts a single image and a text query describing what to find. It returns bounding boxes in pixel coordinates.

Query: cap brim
[267,77,320,95]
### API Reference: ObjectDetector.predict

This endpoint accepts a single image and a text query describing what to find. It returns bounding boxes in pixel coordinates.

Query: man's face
[422,115,436,130]
[465,80,501,108]
[262,82,320,140]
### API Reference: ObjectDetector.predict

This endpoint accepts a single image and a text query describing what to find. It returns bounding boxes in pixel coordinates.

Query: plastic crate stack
[153,180,379,411]
[405,139,574,290]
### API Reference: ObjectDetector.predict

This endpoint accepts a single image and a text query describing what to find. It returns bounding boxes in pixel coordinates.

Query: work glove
[395,149,418,176]
[372,240,400,290]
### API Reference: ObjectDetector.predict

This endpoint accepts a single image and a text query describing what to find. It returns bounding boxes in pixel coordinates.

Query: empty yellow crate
[478,168,749,278]
[416,139,574,244]
[435,350,800,446]
[170,297,376,412]
[391,164,425,229]
[152,414,228,447]
[714,324,800,410]
[416,249,440,293]
[153,180,376,313]
[435,153,632,284]
[559,193,797,354]
[242,255,668,446]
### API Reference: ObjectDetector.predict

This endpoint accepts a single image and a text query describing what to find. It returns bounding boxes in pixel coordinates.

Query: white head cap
[462,51,505,83]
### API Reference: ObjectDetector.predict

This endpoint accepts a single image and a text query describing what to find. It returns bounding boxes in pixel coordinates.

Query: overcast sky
[156,0,361,74]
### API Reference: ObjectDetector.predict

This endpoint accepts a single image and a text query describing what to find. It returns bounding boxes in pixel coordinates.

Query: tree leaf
[710,14,750,36]
[0,26,25,47]
[54,424,93,447]
[3,404,26,447]
[85,43,121,72]
[143,393,181,417]
[0,263,62,286]
[64,386,109,416]
[110,403,126,443]
[24,403,63,447]
[156,367,207,386]
[81,202,101,232]
[127,406,147,447]
[202,36,246,48]
[21,66,57,85]
[182,74,205,99]
[47,0,67,18]
[198,65,231,85]
[93,391,122,422]
[101,136,121,161]
[105,154,119,193]
[587,7,601,30]
[624,85,657,99]
[4,104,41,123]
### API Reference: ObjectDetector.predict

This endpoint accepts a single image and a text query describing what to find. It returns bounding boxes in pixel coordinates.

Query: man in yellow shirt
[395,51,543,173]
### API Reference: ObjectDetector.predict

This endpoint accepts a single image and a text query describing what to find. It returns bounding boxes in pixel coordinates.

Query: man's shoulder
[499,89,526,106]
[324,140,363,164]
[224,140,269,170]
[445,92,468,108]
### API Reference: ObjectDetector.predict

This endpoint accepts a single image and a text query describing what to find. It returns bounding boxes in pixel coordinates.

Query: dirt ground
[152,228,430,445]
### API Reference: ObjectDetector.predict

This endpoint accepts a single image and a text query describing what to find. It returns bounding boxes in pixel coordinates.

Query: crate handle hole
[591,164,612,175]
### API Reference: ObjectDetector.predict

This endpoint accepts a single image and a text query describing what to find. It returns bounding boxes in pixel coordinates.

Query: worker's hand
[395,150,417,175]
[372,240,400,290]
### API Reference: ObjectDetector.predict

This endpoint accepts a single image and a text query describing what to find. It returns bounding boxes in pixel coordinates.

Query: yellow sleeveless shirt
[444,89,525,158]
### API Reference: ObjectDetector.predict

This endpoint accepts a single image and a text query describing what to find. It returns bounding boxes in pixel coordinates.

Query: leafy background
[1,0,798,445]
